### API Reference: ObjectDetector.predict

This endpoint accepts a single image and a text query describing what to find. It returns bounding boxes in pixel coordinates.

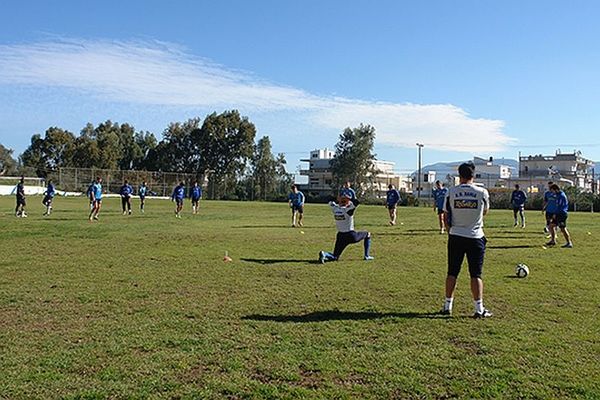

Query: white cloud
[0,38,512,152]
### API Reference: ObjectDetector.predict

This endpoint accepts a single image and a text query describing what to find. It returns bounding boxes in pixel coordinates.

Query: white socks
[444,297,453,312]
[474,299,484,314]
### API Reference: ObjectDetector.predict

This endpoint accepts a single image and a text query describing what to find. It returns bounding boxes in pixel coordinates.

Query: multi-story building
[518,151,595,191]
[299,148,409,197]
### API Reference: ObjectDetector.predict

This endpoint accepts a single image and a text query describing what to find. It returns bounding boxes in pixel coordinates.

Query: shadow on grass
[241,258,321,265]
[242,309,445,322]
[487,244,539,249]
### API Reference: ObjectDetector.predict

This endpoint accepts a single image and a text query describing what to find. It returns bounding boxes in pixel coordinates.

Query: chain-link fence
[50,168,201,197]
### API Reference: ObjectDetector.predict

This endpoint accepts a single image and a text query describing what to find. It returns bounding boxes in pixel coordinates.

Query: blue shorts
[333,230,369,258]
[291,204,304,213]
[552,212,568,228]
[545,211,556,223]
[447,234,486,278]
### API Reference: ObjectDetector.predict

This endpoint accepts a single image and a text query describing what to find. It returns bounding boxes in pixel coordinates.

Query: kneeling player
[319,194,373,263]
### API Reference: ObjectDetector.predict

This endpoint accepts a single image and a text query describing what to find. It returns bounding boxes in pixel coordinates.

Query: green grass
[0,196,599,399]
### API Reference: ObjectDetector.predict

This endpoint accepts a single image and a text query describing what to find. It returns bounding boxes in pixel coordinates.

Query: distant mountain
[413,158,519,178]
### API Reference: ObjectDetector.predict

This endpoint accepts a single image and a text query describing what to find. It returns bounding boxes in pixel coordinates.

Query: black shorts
[175,198,184,206]
[191,197,200,205]
[387,204,396,210]
[16,196,26,206]
[333,230,369,258]
[291,204,304,213]
[552,212,568,228]
[447,234,486,279]
[513,205,524,212]
[42,195,53,205]
[545,211,555,223]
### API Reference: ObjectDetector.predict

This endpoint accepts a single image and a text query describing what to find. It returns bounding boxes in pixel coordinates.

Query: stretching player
[432,180,448,233]
[385,184,400,225]
[318,194,373,263]
[190,181,203,214]
[88,177,103,221]
[441,162,492,318]
[42,179,56,216]
[119,180,133,215]
[288,184,305,227]
[510,184,527,228]
[171,181,186,218]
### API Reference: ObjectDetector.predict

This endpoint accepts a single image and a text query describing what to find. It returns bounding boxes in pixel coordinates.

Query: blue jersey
[119,184,133,197]
[190,186,202,200]
[288,191,305,206]
[339,187,356,200]
[386,189,400,206]
[139,185,147,197]
[433,187,448,210]
[544,190,558,213]
[45,183,56,198]
[511,190,527,206]
[172,185,186,200]
[92,183,102,200]
[556,191,569,213]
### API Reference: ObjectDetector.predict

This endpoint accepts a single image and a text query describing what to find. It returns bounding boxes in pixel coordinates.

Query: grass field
[1,196,599,399]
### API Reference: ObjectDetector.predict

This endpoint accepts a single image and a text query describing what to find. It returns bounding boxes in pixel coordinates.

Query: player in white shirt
[441,162,492,318]
[319,194,374,263]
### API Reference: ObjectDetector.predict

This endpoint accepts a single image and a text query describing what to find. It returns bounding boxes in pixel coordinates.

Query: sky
[1,0,600,177]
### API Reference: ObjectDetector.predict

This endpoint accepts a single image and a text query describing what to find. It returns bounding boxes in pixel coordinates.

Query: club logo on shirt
[454,199,478,209]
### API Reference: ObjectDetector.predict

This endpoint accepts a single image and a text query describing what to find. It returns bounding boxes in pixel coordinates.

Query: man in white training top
[318,194,373,263]
[442,162,492,318]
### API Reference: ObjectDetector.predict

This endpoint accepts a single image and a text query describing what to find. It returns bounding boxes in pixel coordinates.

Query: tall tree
[330,124,378,196]
[41,127,76,169]
[196,110,256,198]
[0,144,17,176]
[252,136,278,200]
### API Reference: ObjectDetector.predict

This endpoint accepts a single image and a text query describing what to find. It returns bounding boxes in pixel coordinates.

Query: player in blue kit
[190,181,203,215]
[318,194,373,263]
[14,177,27,217]
[547,184,573,248]
[288,184,305,227]
[510,184,527,228]
[441,162,492,318]
[88,177,103,221]
[42,179,56,216]
[138,181,148,213]
[339,181,357,202]
[385,184,400,225]
[119,180,134,215]
[432,180,448,234]
[171,181,186,218]
[542,181,557,234]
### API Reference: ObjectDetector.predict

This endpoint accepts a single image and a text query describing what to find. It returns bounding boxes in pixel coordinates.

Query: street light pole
[416,143,424,200]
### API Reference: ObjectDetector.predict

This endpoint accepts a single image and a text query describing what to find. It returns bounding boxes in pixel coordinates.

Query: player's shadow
[242,310,444,323]
[241,258,321,265]
[487,244,538,249]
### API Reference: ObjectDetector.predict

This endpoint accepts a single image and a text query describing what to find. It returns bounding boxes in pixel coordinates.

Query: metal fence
[50,167,200,197]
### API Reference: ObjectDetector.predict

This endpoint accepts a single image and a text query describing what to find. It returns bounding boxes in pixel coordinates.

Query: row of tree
[1,110,380,200]
[1,110,299,200]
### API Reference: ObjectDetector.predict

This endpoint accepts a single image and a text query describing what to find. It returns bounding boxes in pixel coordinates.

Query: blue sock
[364,237,371,257]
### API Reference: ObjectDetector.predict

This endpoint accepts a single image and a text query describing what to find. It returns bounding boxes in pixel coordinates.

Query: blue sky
[1,0,600,176]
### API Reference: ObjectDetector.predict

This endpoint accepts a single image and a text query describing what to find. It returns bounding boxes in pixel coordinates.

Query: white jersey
[443,183,489,239]
[329,201,356,232]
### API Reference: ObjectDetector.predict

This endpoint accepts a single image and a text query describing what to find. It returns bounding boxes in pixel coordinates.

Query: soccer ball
[515,263,529,278]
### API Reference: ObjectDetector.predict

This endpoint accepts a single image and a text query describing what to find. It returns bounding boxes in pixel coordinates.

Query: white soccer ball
[515,263,529,278]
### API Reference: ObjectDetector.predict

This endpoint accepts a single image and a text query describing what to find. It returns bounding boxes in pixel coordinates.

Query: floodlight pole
[416,143,424,200]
